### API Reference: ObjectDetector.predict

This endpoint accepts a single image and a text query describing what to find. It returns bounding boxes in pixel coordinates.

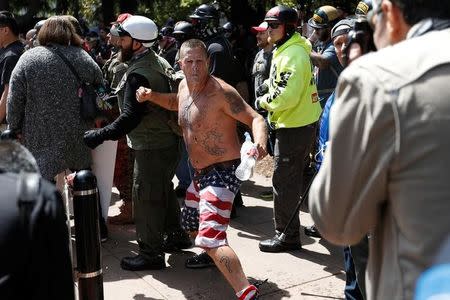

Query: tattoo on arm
[168,95,178,110]
[219,255,233,273]
[224,90,246,115]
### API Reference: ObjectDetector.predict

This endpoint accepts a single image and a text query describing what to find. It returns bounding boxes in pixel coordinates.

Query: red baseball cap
[111,13,132,25]
[251,22,268,34]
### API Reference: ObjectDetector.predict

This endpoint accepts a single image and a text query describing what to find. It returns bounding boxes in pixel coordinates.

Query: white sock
[236,285,258,300]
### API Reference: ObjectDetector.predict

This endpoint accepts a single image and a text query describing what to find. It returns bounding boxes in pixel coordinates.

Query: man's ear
[132,39,142,50]
[383,0,411,44]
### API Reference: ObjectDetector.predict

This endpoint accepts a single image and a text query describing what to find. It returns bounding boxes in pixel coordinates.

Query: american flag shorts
[181,163,241,248]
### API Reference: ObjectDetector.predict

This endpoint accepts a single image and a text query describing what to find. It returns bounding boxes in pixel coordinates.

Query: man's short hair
[179,38,207,59]
[0,11,19,36]
[0,141,39,174]
[390,0,450,25]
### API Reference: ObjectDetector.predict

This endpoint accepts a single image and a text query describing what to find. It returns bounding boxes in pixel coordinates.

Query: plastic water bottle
[235,132,257,181]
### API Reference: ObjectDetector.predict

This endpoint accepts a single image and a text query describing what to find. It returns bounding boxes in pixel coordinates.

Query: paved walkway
[94,173,345,299]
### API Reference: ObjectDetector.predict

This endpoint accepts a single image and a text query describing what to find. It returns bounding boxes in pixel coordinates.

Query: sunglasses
[267,23,282,29]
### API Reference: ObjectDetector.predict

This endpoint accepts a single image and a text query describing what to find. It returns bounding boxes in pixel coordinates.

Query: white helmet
[119,15,158,47]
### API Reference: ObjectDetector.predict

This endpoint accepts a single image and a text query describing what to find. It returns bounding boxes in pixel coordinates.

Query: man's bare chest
[179,93,217,130]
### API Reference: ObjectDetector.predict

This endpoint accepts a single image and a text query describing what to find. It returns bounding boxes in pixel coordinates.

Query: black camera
[342,17,376,66]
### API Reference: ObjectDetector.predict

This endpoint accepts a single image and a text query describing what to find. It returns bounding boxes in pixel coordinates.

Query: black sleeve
[99,73,149,140]
[28,179,75,300]
[1,56,20,86]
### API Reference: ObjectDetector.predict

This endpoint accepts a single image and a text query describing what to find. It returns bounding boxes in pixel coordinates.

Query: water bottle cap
[244,132,252,141]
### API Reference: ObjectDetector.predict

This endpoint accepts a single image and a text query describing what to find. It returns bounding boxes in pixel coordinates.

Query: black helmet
[173,21,195,41]
[222,21,234,32]
[189,4,219,21]
[355,0,373,16]
[173,21,194,36]
[264,5,298,26]
[222,21,237,39]
[160,26,174,37]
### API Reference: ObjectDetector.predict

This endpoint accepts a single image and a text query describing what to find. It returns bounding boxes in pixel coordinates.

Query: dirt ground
[254,155,274,178]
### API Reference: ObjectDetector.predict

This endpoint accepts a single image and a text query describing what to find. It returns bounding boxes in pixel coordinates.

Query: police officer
[83,15,191,271]
[355,0,373,17]
[189,4,242,87]
[157,26,177,67]
[308,5,343,108]
[172,21,196,72]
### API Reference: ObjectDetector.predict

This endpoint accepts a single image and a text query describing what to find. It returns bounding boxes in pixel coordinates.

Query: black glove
[83,129,104,149]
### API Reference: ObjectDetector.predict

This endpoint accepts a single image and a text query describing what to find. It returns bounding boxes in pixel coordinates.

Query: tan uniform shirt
[309,27,450,299]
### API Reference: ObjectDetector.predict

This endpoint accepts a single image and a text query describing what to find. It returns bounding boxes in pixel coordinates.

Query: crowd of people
[1,0,450,299]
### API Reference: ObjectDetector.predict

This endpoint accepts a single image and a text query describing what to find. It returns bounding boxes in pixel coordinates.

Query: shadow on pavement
[133,294,163,300]
[247,277,290,299]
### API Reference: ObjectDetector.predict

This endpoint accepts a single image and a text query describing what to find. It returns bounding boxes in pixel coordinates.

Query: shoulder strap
[17,172,41,237]
[49,46,82,84]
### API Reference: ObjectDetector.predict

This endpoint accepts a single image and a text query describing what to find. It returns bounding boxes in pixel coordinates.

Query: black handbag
[50,46,100,121]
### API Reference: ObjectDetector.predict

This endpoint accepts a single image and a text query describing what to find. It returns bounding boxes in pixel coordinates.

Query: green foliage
[136,0,202,26]
[80,0,101,23]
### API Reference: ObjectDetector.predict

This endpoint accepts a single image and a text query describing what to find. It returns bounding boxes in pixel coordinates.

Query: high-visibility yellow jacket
[259,32,322,129]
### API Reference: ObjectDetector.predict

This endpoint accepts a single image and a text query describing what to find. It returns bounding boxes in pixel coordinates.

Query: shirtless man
[136,38,267,300]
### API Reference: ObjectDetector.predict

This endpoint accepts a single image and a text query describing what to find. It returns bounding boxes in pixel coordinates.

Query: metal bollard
[73,170,104,300]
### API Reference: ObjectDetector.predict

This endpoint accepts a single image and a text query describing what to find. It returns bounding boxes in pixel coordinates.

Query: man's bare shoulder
[178,78,188,92]
[210,77,247,115]
[177,79,188,99]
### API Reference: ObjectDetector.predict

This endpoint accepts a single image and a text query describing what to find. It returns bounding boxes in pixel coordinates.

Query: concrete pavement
[95,173,346,300]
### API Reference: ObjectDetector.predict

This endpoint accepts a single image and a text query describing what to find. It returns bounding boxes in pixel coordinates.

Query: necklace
[183,77,209,116]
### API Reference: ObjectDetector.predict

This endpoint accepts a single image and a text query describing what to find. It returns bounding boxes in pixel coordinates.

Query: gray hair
[0,141,40,174]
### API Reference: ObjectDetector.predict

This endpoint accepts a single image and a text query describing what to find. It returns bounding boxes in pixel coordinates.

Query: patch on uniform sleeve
[312,92,319,103]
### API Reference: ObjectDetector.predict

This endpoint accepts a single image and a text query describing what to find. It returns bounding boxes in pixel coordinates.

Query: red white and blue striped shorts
[181,160,241,248]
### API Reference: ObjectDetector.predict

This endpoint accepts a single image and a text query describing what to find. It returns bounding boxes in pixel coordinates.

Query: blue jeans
[344,236,368,300]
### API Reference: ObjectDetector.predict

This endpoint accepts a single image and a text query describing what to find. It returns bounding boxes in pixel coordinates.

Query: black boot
[120,254,165,271]
[259,235,301,253]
